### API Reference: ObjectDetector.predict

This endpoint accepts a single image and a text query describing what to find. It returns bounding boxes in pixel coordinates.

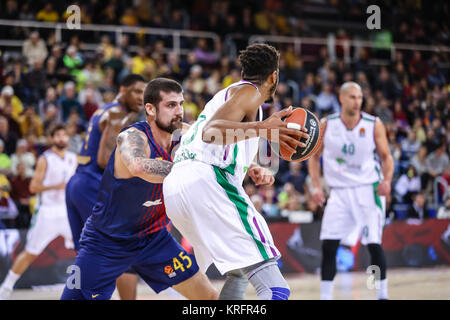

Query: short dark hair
[238,43,280,83]
[49,123,66,137]
[143,78,183,107]
[120,74,145,88]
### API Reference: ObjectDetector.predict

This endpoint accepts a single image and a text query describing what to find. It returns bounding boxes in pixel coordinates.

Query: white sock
[320,280,334,300]
[1,270,20,290]
[376,279,388,300]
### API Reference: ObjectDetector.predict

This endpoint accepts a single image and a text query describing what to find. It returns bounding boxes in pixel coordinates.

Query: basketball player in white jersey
[164,44,309,300]
[0,124,77,299]
[308,82,394,300]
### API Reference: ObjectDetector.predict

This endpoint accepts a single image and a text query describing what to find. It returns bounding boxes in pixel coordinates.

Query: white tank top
[322,112,382,188]
[39,149,77,207]
[175,80,262,184]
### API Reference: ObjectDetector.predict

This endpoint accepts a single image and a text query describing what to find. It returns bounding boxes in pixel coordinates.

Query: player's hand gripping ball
[274,107,323,162]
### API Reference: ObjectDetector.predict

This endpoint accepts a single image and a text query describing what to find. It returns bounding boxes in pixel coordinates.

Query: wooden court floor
[5,266,450,300]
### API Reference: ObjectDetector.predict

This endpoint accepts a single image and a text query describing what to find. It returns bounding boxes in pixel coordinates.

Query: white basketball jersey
[175,80,262,184]
[322,112,382,188]
[40,149,77,207]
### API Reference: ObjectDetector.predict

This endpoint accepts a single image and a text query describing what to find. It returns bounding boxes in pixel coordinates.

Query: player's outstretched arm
[116,127,173,183]
[29,157,65,194]
[374,118,394,196]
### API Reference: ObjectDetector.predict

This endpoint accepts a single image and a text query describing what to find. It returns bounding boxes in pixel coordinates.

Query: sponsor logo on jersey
[142,199,163,207]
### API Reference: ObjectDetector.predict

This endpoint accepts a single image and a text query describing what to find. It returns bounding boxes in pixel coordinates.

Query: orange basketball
[274,107,323,162]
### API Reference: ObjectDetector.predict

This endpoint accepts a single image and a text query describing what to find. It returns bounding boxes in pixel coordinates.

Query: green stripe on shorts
[213,166,269,260]
[372,182,383,211]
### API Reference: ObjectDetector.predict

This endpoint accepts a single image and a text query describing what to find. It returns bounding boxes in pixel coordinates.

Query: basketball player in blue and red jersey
[65,74,145,299]
[61,78,218,300]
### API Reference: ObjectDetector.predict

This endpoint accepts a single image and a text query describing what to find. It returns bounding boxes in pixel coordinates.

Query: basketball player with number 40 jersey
[308,82,394,300]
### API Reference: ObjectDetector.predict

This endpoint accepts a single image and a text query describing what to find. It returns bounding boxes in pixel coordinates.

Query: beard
[155,115,183,134]
[53,142,67,150]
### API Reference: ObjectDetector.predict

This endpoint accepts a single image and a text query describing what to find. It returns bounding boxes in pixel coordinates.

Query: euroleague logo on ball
[275,107,323,162]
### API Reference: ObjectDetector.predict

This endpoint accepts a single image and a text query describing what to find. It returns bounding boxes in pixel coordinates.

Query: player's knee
[243,259,290,300]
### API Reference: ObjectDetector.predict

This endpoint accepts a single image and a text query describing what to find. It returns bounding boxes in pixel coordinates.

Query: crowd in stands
[0,0,448,229]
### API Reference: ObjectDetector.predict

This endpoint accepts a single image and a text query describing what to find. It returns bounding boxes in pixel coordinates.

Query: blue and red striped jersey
[87,121,171,240]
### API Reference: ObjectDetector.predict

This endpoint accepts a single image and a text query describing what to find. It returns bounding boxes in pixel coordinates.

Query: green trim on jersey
[372,182,383,212]
[328,114,340,120]
[213,166,270,260]
[362,117,375,122]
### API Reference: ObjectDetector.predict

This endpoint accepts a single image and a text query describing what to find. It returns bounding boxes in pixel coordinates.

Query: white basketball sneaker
[0,284,12,300]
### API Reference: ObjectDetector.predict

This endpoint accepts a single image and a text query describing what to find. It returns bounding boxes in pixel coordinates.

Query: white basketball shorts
[163,160,280,275]
[26,205,74,255]
[320,183,386,246]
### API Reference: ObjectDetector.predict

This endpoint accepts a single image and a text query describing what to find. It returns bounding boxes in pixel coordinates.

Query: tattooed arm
[115,127,173,183]
[97,108,140,169]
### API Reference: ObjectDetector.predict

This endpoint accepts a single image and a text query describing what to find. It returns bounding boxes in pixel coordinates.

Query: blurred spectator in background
[410,145,429,185]
[182,91,199,123]
[25,59,46,104]
[66,122,83,154]
[437,197,450,219]
[183,64,206,95]
[97,35,115,62]
[261,185,279,218]
[281,162,307,194]
[22,31,48,67]
[0,85,23,121]
[426,142,449,181]
[315,82,340,117]
[0,115,18,155]
[193,38,219,65]
[18,106,44,138]
[412,118,427,143]
[104,47,125,84]
[0,102,21,139]
[36,3,59,22]
[9,161,33,228]
[131,47,156,81]
[76,60,104,92]
[375,98,393,124]
[38,87,61,124]
[59,82,84,123]
[0,139,11,175]
[394,165,421,203]
[80,87,100,121]
[406,192,429,220]
[401,130,421,161]
[63,46,83,78]
[10,139,35,178]
[278,182,300,211]
[42,105,60,134]
[0,172,18,226]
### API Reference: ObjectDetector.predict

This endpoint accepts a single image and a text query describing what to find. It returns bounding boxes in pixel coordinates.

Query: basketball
[275,107,323,162]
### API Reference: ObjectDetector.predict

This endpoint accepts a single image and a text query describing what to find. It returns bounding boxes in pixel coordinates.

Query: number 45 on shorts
[164,252,193,278]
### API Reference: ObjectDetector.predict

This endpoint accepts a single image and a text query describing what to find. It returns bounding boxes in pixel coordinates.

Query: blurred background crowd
[0,0,448,230]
